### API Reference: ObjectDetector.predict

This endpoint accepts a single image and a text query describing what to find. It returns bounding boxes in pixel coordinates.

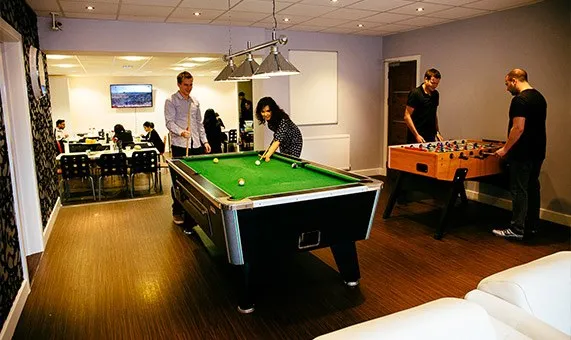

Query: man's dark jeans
[170,145,204,218]
[508,158,543,234]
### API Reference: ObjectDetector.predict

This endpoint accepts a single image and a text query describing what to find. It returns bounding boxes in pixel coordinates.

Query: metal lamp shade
[253,46,300,78]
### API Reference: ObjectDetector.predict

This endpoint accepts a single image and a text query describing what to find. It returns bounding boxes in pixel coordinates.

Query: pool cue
[259,139,273,160]
[185,98,192,157]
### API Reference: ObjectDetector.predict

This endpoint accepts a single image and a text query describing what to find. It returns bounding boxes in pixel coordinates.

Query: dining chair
[130,150,161,197]
[97,152,129,200]
[59,154,96,201]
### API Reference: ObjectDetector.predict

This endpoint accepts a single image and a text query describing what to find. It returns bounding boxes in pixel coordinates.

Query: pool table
[168,151,383,313]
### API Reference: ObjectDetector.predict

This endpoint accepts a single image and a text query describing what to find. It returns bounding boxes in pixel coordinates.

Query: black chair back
[228,129,238,144]
[98,153,128,177]
[60,154,92,180]
[131,150,158,174]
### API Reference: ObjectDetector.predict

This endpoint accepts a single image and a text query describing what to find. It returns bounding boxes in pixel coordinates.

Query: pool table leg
[330,242,361,286]
[237,263,255,314]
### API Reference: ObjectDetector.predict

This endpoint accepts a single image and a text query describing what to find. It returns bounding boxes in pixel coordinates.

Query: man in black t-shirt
[404,68,444,143]
[493,69,547,241]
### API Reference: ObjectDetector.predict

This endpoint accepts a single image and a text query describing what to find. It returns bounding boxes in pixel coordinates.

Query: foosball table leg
[383,171,404,219]
[434,168,469,240]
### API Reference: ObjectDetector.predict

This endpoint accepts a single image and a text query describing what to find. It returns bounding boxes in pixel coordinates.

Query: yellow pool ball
[238,178,245,186]
[213,158,219,163]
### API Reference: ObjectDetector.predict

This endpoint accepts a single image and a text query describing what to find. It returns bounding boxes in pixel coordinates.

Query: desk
[168,151,382,313]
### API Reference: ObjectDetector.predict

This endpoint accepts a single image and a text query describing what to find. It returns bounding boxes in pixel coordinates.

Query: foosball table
[383,139,505,239]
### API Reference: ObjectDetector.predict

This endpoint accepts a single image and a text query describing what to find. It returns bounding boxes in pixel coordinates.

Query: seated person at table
[203,109,226,154]
[142,121,165,154]
[54,119,68,154]
[255,97,302,161]
[112,124,134,147]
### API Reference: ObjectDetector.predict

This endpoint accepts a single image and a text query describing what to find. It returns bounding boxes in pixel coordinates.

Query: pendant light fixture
[253,1,300,78]
[213,0,300,81]
[214,0,247,82]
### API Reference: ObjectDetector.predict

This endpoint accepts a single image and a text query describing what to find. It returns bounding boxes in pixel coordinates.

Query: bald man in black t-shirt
[404,68,444,143]
[493,69,547,241]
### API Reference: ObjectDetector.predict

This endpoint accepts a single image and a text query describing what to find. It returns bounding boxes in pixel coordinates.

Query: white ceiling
[30,0,542,77]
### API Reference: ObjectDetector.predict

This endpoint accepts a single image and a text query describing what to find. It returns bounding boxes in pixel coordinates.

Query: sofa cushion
[477,251,571,335]
[465,289,569,340]
[314,298,529,340]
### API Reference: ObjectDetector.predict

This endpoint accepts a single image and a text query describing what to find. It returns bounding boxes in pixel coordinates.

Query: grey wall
[383,0,571,216]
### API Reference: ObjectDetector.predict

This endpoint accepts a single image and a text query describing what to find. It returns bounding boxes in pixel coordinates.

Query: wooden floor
[14,174,570,339]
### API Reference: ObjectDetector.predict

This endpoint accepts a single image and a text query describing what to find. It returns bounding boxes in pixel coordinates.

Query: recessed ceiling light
[330,0,339,3]
[54,64,78,68]
[118,56,148,61]
[177,62,198,68]
[47,54,71,60]
[193,12,201,16]
[86,6,95,10]
[188,57,216,62]
[358,24,364,28]
[283,18,290,22]
[416,7,424,12]
[171,67,185,71]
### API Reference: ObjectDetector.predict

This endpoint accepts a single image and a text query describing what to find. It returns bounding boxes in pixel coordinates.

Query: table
[56,147,159,161]
[168,151,383,313]
[383,139,504,239]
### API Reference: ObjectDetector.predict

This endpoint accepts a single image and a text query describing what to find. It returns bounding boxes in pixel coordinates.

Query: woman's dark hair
[255,97,289,131]
[143,121,154,129]
[203,109,217,126]
[113,124,126,134]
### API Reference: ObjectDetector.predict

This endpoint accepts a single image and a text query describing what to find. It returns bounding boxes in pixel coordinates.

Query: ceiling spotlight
[283,18,290,22]
[86,6,95,10]
[358,23,364,28]
[188,57,216,62]
[331,0,339,3]
[47,54,71,60]
[118,56,148,61]
[416,7,424,12]
[193,12,201,16]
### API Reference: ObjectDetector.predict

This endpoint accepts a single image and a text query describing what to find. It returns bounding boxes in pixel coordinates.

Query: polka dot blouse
[274,118,303,157]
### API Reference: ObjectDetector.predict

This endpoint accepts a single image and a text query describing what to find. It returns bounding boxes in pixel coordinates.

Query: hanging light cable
[215,0,246,82]
[253,0,300,78]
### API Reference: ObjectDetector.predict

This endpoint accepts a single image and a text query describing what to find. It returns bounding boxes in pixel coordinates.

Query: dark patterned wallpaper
[1,0,58,329]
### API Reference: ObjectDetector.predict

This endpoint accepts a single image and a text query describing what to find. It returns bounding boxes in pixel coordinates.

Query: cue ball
[255,160,261,166]
[213,158,219,163]
[291,163,298,168]
[238,178,245,186]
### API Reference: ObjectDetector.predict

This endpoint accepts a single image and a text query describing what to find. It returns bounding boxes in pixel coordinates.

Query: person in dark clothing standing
[203,109,226,154]
[404,68,444,143]
[255,97,302,161]
[142,121,165,154]
[493,68,547,241]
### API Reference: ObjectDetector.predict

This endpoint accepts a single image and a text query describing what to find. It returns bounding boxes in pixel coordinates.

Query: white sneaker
[172,215,184,225]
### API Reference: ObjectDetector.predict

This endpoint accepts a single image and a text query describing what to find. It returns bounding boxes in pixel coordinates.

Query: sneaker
[173,214,184,225]
[492,228,523,240]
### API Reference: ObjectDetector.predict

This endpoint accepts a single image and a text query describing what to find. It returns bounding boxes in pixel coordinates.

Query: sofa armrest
[465,289,570,340]
[314,298,507,340]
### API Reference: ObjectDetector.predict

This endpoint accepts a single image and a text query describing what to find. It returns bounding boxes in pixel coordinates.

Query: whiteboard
[289,50,338,125]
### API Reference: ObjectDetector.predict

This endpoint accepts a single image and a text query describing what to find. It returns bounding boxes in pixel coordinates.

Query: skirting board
[353,167,570,227]
[0,280,30,340]
[43,197,62,247]
[465,189,571,227]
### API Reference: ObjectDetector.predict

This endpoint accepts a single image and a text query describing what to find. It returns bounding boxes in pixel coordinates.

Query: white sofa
[314,297,530,340]
[467,251,571,338]
[314,251,571,340]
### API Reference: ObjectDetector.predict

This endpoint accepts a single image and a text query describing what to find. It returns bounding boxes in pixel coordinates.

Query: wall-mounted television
[110,84,153,108]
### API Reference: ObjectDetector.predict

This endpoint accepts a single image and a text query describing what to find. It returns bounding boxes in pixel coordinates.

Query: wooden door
[388,61,417,146]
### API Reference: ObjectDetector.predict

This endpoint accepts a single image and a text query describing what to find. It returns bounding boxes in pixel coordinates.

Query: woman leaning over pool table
[255,96,303,162]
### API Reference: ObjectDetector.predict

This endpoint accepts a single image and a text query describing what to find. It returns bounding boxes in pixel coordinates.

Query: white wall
[49,75,238,140]
[38,17,384,172]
